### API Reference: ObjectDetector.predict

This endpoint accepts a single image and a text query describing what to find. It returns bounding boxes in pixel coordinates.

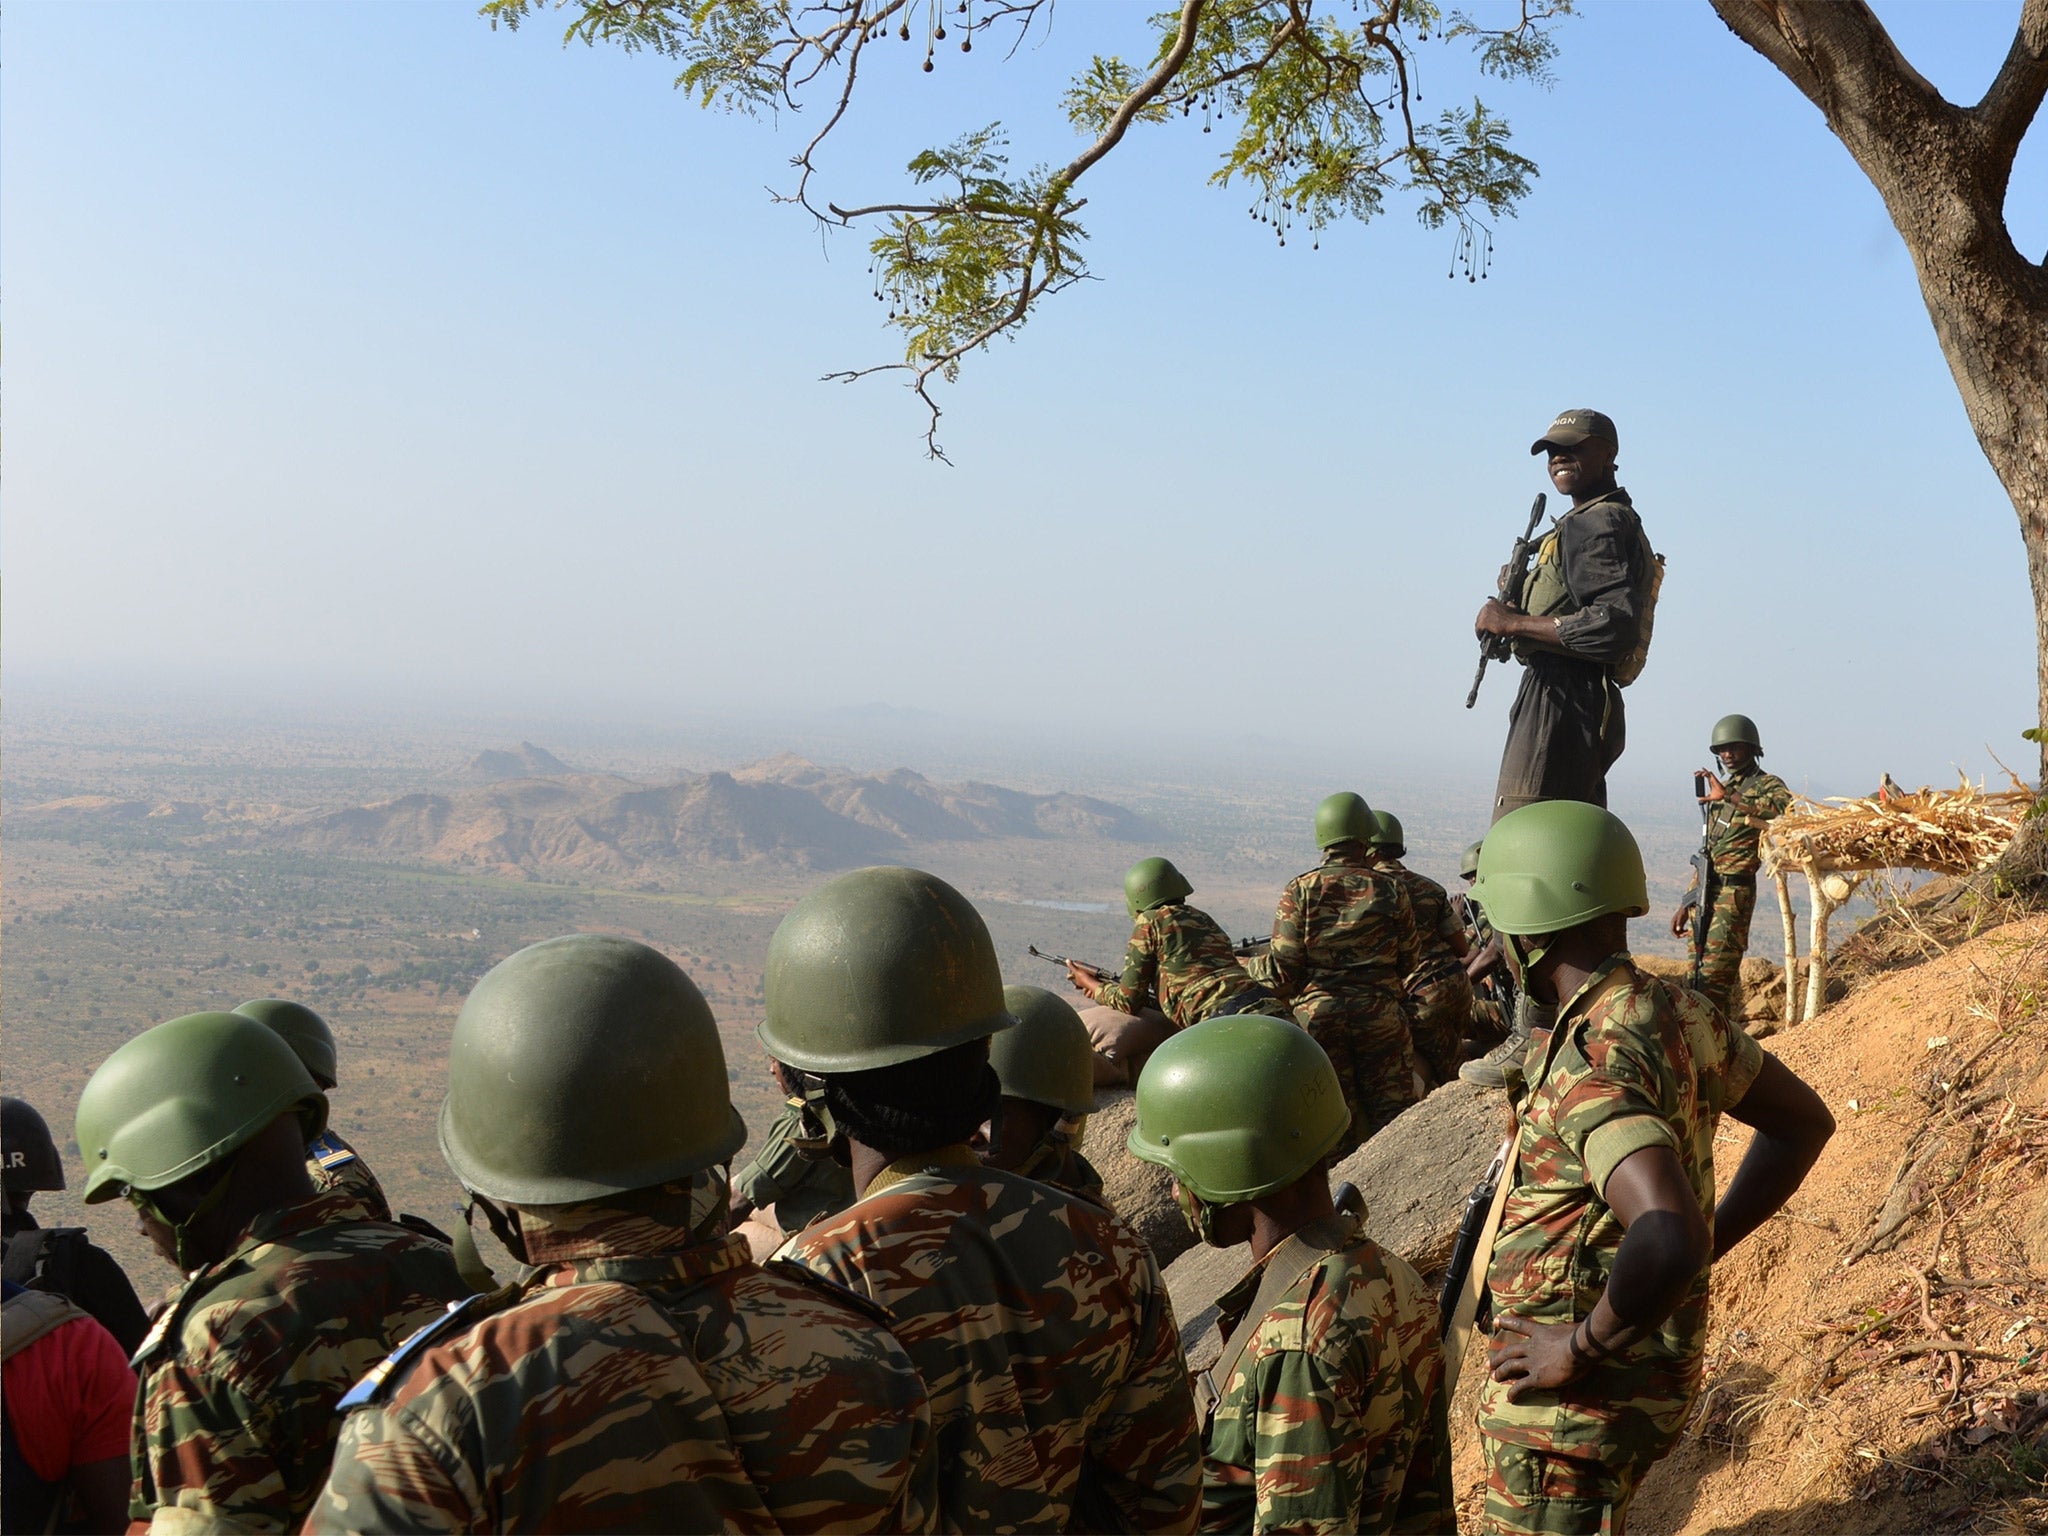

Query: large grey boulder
[1087,1087,1197,1269]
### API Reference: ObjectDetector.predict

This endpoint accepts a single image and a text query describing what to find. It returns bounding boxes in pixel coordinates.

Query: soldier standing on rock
[1671,714,1793,1017]
[1128,1014,1452,1535]
[1470,803,1834,1534]
[1257,793,1424,1156]
[765,867,1202,1533]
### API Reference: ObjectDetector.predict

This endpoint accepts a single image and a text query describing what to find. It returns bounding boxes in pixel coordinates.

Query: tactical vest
[1520,499,1663,685]
[2,1227,87,1299]
[3,1287,93,1536]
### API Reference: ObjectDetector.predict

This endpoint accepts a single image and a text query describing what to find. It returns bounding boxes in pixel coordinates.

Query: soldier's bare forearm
[1713,1057,1834,1262]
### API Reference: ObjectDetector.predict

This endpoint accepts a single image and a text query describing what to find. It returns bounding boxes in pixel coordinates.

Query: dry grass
[1764,775,2038,879]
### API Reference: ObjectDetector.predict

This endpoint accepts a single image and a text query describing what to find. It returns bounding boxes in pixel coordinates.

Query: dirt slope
[1441,916,2048,1534]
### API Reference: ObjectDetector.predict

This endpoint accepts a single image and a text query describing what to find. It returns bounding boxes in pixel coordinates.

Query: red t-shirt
[3,1305,138,1481]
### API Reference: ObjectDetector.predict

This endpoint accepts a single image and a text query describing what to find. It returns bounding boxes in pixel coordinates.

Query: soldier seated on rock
[311,934,935,1535]
[72,1010,472,1534]
[976,984,1108,1209]
[766,867,1202,1534]
[1130,1014,1452,1536]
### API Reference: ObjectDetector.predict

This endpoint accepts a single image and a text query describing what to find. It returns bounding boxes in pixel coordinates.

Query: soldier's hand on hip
[1487,1315,1586,1400]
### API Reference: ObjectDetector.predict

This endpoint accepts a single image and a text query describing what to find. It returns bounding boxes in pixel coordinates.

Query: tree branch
[1974,0,2048,184]
[1055,0,1208,186]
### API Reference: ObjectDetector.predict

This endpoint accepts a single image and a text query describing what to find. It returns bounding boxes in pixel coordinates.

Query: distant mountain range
[13,750,1159,881]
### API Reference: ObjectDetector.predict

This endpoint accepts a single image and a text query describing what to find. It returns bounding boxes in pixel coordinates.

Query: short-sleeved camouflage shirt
[130,1188,471,1531]
[779,1145,1202,1534]
[1200,1215,1452,1535]
[1098,903,1263,1029]
[1704,766,1792,878]
[1479,956,1765,1467]
[310,1192,935,1534]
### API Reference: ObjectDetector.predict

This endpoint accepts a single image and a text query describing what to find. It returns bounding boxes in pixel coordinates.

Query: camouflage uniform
[1263,849,1423,1154]
[1478,957,1764,1533]
[130,1187,470,1532]
[1097,903,1268,1029]
[779,1145,1202,1533]
[1455,893,1514,1049]
[1381,860,1475,1083]
[1025,1141,1111,1212]
[1687,766,1793,1014]
[306,1129,392,1222]
[311,1189,935,1534]
[1200,1214,1453,1535]
[732,1100,856,1234]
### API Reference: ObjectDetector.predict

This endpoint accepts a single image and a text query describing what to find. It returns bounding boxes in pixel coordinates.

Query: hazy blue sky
[5,1,2041,805]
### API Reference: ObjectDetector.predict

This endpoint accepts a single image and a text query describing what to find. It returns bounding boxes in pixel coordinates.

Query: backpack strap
[1194,1216,1353,1428]
[2,1288,90,1362]
[1,1229,48,1288]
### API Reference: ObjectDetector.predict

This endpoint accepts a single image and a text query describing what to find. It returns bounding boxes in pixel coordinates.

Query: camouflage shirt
[310,1190,935,1534]
[1480,957,1765,1467]
[1201,1216,1453,1536]
[1264,850,1421,1012]
[1378,860,1464,990]
[306,1130,392,1223]
[779,1145,1202,1534]
[732,1100,857,1234]
[1703,766,1793,878]
[129,1187,470,1532]
[1098,903,1263,1029]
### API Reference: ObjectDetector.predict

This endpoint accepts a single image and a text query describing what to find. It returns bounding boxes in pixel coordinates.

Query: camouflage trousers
[1295,992,1419,1159]
[1471,994,1511,1051]
[1406,968,1474,1084]
[1694,875,1757,1017]
[1478,1436,1655,1535]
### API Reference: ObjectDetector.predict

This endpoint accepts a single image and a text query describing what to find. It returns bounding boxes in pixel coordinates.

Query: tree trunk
[1711,2,2048,821]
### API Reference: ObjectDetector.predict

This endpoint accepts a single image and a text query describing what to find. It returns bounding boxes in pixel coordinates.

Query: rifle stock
[1438,1136,1513,1339]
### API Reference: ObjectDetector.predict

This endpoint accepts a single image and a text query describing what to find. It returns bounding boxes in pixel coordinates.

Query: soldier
[766,866,1203,1533]
[1470,802,1834,1533]
[310,934,935,1534]
[1670,714,1793,1016]
[1260,793,1422,1156]
[2,1278,137,1535]
[72,1010,470,1532]
[979,984,1107,1208]
[1368,811,1475,1085]
[2,1095,151,1355]
[1128,1015,1452,1534]
[1474,408,1656,823]
[234,997,393,1221]
[1068,856,1271,1028]
[729,1058,856,1249]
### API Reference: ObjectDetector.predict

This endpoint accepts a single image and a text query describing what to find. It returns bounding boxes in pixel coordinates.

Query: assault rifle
[1454,894,1516,1015]
[1437,1135,1514,1341]
[1232,935,1270,956]
[1679,771,1715,988]
[1027,944,1115,978]
[1464,491,1549,709]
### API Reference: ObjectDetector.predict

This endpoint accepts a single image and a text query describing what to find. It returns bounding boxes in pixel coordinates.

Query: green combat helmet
[1127,1014,1350,1206]
[440,934,745,1206]
[1314,792,1375,850]
[1469,801,1648,944]
[1369,811,1406,858]
[75,1012,326,1213]
[1122,856,1193,918]
[1459,841,1484,882]
[234,998,338,1090]
[993,986,1096,1117]
[758,866,1014,1075]
[1711,714,1764,754]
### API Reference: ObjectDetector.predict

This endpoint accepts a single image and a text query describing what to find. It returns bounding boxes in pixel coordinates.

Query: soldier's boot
[1458,997,1554,1090]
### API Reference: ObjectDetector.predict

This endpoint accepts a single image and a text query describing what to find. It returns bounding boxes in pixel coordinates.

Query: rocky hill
[10,754,1161,883]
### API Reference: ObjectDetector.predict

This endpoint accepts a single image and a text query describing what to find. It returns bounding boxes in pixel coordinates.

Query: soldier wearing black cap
[1466,409,1661,1090]
[1,1096,151,1354]
[1474,408,1658,822]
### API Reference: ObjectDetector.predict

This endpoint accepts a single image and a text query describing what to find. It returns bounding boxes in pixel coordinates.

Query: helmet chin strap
[136,1163,238,1273]
[1501,929,1554,984]
[786,1077,843,1161]
[1173,1183,1232,1249]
